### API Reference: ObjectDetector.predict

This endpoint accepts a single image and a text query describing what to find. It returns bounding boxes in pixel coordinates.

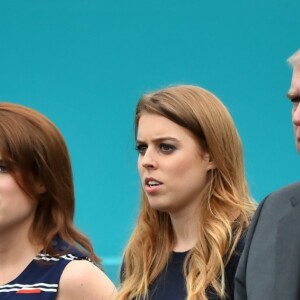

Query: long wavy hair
[0,102,99,264]
[118,85,255,299]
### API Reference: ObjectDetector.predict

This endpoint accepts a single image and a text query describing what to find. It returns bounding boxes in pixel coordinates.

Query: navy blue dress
[146,233,246,300]
[0,237,91,299]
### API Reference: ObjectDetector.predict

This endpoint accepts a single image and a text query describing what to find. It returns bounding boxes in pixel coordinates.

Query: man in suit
[235,48,300,299]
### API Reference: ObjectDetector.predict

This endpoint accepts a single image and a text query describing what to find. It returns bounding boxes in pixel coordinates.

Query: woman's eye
[135,144,147,155]
[160,143,176,153]
[0,165,8,173]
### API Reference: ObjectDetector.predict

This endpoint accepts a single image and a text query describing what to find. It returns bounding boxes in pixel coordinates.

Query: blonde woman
[118,85,255,300]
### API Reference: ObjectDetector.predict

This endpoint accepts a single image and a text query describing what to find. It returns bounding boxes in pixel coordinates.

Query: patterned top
[0,237,90,299]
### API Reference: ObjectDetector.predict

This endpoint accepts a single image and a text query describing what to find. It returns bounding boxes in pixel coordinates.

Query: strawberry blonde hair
[118,85,255,299]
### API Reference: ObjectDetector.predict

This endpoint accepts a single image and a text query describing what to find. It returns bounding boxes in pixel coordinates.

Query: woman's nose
[141,150,158,169]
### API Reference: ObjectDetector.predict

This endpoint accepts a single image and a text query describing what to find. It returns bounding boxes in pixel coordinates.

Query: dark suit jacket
[235,181,300,300]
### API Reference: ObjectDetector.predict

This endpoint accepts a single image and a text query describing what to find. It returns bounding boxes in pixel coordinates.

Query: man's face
[287,64,300,154]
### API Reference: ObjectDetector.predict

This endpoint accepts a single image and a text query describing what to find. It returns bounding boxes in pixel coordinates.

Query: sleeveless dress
[122,230,246,300]
[0,237,91,299]
[146,232,246,300]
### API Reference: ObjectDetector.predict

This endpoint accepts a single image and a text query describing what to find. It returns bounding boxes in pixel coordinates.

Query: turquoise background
[0,0,299,283]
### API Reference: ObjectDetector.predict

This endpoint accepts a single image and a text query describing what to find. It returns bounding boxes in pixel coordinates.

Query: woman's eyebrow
[136,137,179,143]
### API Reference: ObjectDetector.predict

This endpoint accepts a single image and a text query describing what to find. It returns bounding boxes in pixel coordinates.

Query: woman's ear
[203,153,216,171]
[35,182,46,194]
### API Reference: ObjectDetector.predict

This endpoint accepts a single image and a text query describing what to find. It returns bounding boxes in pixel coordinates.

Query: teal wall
[1,0,299,282]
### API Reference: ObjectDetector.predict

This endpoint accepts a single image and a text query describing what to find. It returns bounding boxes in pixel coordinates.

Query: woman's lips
[145,177,162,193]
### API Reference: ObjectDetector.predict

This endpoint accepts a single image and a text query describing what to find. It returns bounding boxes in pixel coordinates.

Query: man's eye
[135,144,147,154]
[291,97,300,109]
[160,143,176,153]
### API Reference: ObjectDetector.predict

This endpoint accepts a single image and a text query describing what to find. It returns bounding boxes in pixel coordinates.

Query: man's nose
[293,103,300,126]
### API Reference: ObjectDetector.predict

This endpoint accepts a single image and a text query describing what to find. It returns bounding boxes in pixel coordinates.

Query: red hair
[0,102,99,264]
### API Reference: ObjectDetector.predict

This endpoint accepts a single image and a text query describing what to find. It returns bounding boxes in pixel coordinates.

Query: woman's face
[0,153,37,236]
[136,113,215,216]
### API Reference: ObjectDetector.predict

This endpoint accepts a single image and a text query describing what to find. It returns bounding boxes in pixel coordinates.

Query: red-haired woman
[0,102,117,300]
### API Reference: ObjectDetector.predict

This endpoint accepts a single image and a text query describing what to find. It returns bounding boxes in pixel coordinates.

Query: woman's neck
[169,209,199,252]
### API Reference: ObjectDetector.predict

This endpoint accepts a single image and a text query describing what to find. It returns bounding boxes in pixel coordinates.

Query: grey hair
[287,49,300,68]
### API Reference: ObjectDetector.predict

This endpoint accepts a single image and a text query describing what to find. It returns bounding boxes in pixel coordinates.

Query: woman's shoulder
[233,229,247,255]
[57,259,117,300]
[42,237,117,299]
[223,229,247,298]
[224,228,247,278]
